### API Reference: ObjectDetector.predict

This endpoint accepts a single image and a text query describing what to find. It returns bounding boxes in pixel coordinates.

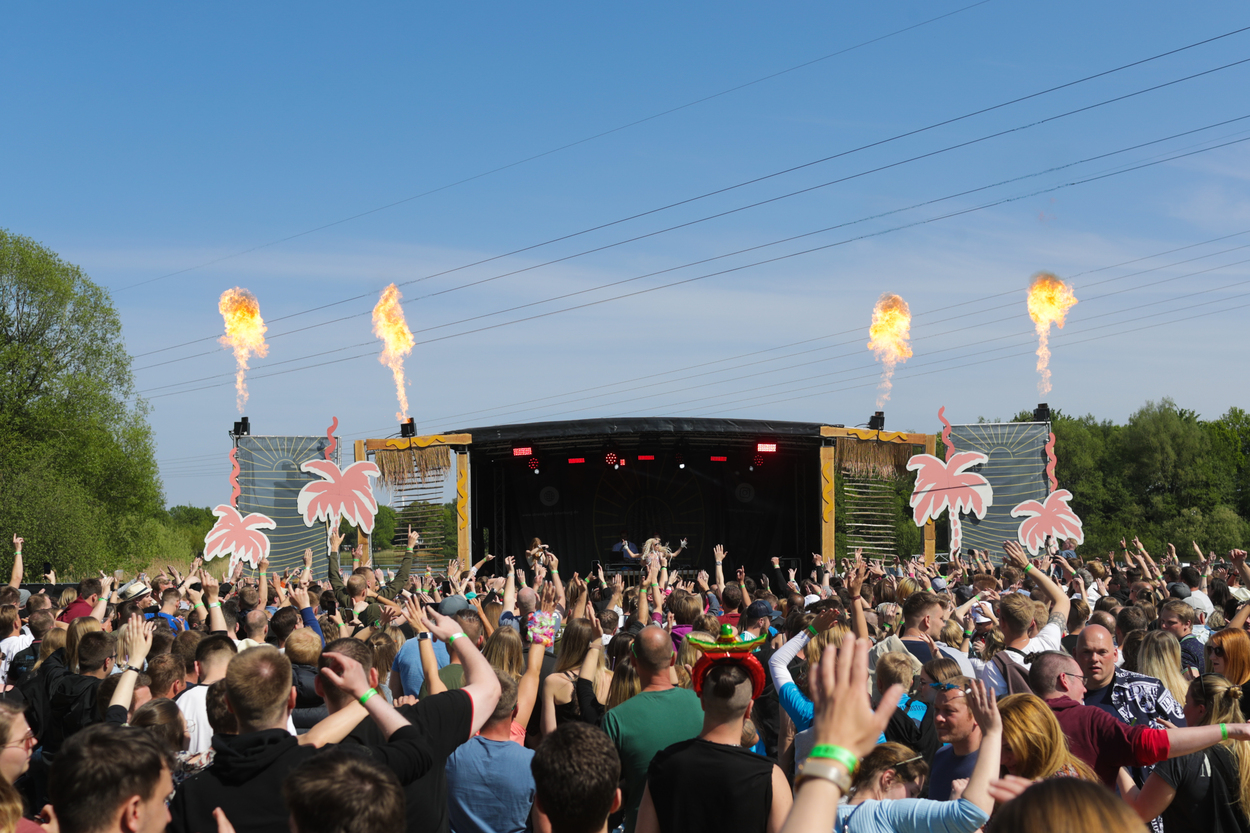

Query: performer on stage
[620,536,686,561]
[526,537,554,569]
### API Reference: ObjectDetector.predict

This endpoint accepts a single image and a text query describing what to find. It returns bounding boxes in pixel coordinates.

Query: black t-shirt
[899,638,935,665]
[647,738,773,833]
[1154,746,1250,833]
[1084,682,1117,717]
[343,689,473,833]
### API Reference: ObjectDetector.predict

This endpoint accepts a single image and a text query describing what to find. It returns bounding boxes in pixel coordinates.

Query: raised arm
[9,536,22,589]
[1003,541,1069,625]
[549,553,566,615]
[201,570,228,633]
[424,607,501,736]
[960,680,1004,817]
[516,640,546,729]
[320,651,411,739]
[258,556,270,612]
[502,556,518,614]
[713,545,727,597]
[111,615,156,715]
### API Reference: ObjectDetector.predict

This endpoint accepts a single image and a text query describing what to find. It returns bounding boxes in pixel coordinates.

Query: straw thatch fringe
[835,437,916,480]
[375,445,451,488]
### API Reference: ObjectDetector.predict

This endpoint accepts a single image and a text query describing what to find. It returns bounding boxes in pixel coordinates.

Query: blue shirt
[145,611,184,632]
[928,745,979,801]
[835,798,988,833]
[445,735,534,833]
[393,638,448,698]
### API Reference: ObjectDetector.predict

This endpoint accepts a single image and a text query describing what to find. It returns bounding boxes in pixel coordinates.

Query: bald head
[1075,624,1116,689]
[516,587,537,613]
[245,609,269,639]
[633,626,674,674]
[1028,650,1081,697]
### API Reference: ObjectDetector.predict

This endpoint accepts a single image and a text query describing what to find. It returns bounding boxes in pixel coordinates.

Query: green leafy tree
[373,505,398,551]
[0,230,165,578]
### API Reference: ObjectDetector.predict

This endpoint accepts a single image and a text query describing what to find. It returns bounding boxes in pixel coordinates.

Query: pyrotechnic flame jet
[218,288,269,412]
[372,284,415,422]
[867,293,913,409]
[1027,273,1078,397]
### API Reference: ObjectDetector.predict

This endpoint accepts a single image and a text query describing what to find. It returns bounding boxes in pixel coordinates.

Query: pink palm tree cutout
[906,451,994,554]
[1011,489,1084,554]
[203,504,276,571]
[296,458,381,533]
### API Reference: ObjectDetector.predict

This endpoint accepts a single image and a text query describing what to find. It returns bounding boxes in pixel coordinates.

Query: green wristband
[359,688,379,706]
[808,744,859,774]
[406,547,414,552]
[1023,563,1033,573]
[1222,723,1229,740]
[208,602,221,609]
[963,629,974,637]
[193,602,205,611]
[447,632,464,645]
[806,624,818,637]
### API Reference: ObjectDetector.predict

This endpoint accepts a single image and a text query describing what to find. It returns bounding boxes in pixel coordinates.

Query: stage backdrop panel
[236,435,336,576]
[948,422,1049,559]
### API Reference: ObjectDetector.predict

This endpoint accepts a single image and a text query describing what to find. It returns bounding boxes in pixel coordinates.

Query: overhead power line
[117,0,998,294]
[135,122,1250,397]
[130,24,1250,359]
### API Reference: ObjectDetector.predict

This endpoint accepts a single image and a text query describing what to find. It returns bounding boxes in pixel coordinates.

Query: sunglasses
[1210,645,1227,658]
[928,682,971,694]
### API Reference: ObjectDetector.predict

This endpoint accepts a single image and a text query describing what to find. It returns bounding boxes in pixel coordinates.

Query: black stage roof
[458,416,836,453]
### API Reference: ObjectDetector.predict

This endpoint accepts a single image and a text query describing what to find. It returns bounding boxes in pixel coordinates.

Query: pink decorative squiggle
[1044,431,1058,493]
[325,416,339,461]
[938,406,954,462]
[229,447,241,508]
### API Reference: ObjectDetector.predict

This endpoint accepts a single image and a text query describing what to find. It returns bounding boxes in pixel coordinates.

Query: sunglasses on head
[928,682,970,694]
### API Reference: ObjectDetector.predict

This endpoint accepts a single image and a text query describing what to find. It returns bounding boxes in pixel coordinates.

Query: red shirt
[718,612,741,627]
[1046,695,1169,785]
[56,598,94,623]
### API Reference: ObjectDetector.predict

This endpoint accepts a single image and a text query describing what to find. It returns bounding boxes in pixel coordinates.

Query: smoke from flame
[866,293,913,408]
[372,284,415,422]
[1027,272,1078,396]
[217,288,269,412]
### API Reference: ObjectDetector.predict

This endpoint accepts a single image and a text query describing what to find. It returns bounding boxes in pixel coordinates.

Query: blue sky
[4,2,1249,508]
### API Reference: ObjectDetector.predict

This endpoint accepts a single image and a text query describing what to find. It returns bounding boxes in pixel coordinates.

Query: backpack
[990,649,1035,695]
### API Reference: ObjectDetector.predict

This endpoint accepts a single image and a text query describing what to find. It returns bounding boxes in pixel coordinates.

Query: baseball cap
[973,608,992,624]
[16,589,30,607]
[436,595,471,616]
[744,600,773,621]
[803,594,821,608]
[1168,583,1192,600]
[930,577,948,592]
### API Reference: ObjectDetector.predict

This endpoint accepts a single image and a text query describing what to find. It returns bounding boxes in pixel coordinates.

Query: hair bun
[1229,685,1243,701]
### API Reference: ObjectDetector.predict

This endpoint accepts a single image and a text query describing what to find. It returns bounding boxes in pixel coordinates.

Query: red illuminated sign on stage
[710,456,727,462]
[757,443,777,453]
[512,447,532,457]
[568,457,585,464]
[637,455,655,461]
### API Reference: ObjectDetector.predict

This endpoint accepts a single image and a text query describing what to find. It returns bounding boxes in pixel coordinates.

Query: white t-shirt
[978,622,1064,696]
[179,682,297,755]
[0,633,33,683]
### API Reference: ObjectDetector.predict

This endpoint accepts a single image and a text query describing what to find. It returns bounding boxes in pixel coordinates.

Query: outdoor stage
[354,417,939,577]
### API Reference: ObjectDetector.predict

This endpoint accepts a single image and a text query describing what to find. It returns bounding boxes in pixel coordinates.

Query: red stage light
[605,451,618,465]
[637,455,655,461]
[527,457,540,470]
[757,443,777,453]
[568,457,585,464]
[753,453,764,467]
[512,447,532,457]
[710,456,727,462]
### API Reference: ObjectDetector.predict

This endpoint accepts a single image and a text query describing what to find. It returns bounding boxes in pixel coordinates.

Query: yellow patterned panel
[372,433,472,451]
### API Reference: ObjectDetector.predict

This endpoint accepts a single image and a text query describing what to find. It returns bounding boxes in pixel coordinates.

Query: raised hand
[303,548,313,569]
[966,679,1002,734]
[770,557,780,568]
[330,527,346,552]
[813,608,840,633]
[123,614,156,666]
[713,545,727,564]
[290,585,310,610]
[259,556,270,573]
[10,535,21,552]
[319,652,371,700]
[407,525,420,550]
[1002,540,1029,570]
[424,607,466,643]
[809,636,902,761]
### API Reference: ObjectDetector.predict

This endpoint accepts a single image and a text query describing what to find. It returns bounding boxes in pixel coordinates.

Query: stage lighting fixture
[604,450,618,467]
[568,457,585,464]
[527,456,540,474]
[400,418,416,438]
[753,453,764,467]
[638,455,655,461]
[1034,403,1051,423]
[675,451,686,469]
[757,442,777,453]
[867,411,885,431]
[710,455,727,462]
[232,416,251,436]
[512,446,533,457]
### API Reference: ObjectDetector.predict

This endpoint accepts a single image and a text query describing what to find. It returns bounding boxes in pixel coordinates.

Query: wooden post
[456,450,470,572]
[355,440,370,559]
[820,444,836,563]
[923,433,937,563]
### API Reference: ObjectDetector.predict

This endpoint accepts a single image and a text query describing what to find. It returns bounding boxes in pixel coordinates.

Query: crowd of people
[2,526,1250,833]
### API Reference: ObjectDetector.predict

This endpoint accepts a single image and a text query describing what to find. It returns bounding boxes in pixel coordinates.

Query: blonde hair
[895,578,924,605]
[987,778,1146,833]
[554,619,606,676]
[981,628,1006,661]
[805,624,849,670]
[1189,674,1250,813]
[999,693,1098,781]
[606,660,641,710]
[66,616,102,674]
[482,626,524,679]
[1137,630,1189,705]
[33,628,66,672]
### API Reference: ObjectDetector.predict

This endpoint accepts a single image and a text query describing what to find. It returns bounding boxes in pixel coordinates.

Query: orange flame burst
[1026,272,1078,396]
[217,288,269,412]
[866,293,913,408]
[371,284,415,422]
